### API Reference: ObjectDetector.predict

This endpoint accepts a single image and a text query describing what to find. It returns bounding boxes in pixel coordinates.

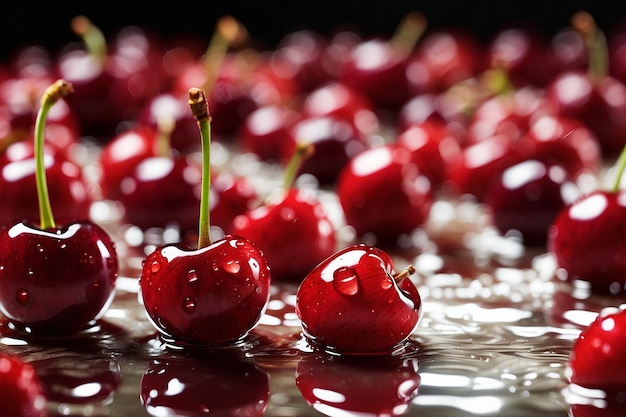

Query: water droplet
[211,261,219,272]
[332,266,359,296]
[187,270,199,285]
[16,289,29,305]
[222,259,241,274]
[381,279,393,290]
[182,297,197,314]
[150,260,161,273]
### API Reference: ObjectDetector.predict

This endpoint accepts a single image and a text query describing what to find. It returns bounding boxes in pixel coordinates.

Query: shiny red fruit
[548,191,626,294]
[232,188,336,282]
[295,244,422,355]
[0,221,118,334]
[141,357,269,417]
[237,104,299,162]
[337,144,432,245]
[485,160,582,246]
[296,354,420,416]
[139,235,271,346]
[209,171,258,235]
[0,354,48,417]
[569,308,626,403]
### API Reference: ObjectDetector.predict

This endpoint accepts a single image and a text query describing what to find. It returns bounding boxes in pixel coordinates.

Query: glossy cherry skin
[232,188,336,282]
[0,221,118,334]
[548,191,626,294]
[139,235,271,346]
[0,153,92,227]
[210,171,259,235]
[141,357,269,417]
[0,354,48,417]
[568,308,626,403]
[395,119,462,190]
[97,126,160,201]
[296,354,420,416]
[295,244,422,355]
[545,70,626,158]
[485,160,582,246]
[339,38,413,111]
[337,144,432,245]
[117,156,201,235]
[237,104,299,162]
[283,115,369,186]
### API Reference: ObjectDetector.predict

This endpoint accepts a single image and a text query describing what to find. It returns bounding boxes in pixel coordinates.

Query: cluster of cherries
[0,10,625,415]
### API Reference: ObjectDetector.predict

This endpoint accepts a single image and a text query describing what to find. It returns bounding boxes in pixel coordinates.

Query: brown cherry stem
[188,87,212,248]
[393,265,416,284]
[572,11,609,84]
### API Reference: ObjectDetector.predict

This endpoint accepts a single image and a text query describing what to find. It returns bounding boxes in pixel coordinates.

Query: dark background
[2,1,626,61]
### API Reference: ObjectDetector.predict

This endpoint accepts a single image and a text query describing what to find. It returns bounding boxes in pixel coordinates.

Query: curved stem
[202,15,247,94]
[71,15,108,65]
[282,141,314,190]
[35,80,74,230]
[393,265,416,284]
[390,11,427,57]
[572,11,608,84]
[188,88,212,248]
[612,143,626,192]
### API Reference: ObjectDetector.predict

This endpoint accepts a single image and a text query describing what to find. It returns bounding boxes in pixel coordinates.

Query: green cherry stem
[573,11,609,84]
[282,141,314,190]
[35,79,74,230]
[71,15,108,65]
[202,15,247,94]
[611,143,626,192]
[188,87,212,249]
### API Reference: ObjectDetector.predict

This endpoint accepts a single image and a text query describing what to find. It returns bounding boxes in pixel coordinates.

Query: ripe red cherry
[337,144,432,246]
[296,354,420,416]
[485,160,582,246]
[395,119,462,190]
[141,357,269,416]
[232,144,336,282]
[237,104,299,162]
[209,171,258,235]
[295,243,422,355]
[548,190,626,294]
[568,308,626,404]
[0,354,48,417]
[138,87,271,347]
[0,80,118,334]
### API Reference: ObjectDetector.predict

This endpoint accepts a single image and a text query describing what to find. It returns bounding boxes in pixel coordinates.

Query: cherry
[548,144,626,294]
[138,87,270,347]
[545,12,626,158]
[395,118,462,190]
[296,353,420,416]
[0,354,48,417]
[0,80,118,334]
[282,114,369,186]
[141,356,269,416]
[295,243,421,355]
[568,308,626,404]
[209,171,259,236]
[336,143,432,246]
[232,143,336,282]
[485,160,582,246]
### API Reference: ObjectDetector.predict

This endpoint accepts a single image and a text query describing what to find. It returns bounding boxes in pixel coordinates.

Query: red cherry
[283,114,369,186]
[141,357,269,416]
[568,308,626,403]
[209,171,259,235]
[485,160,582,246]
[296,354,420,415]
[548,190,626,294]
[0,354,47,417]
[547,27,588,75]
[118,156,202,235]
[138,87,271,347]
[295,243,422,355]
[337,144,432,245]
[232,187,336,282]
[395,119,462,190]
[0,153,92,227]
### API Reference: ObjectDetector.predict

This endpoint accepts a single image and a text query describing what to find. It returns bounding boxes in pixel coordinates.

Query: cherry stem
[155,115,175,159]
[611,143,626,192]
[202,15,247,93]
[572,11,608,84]
[282,141,314,190]
[188,87,212,248]
[35,79,74,230]
[393,265,416,284]
[390,11,427,57]
[71,15,107,65]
